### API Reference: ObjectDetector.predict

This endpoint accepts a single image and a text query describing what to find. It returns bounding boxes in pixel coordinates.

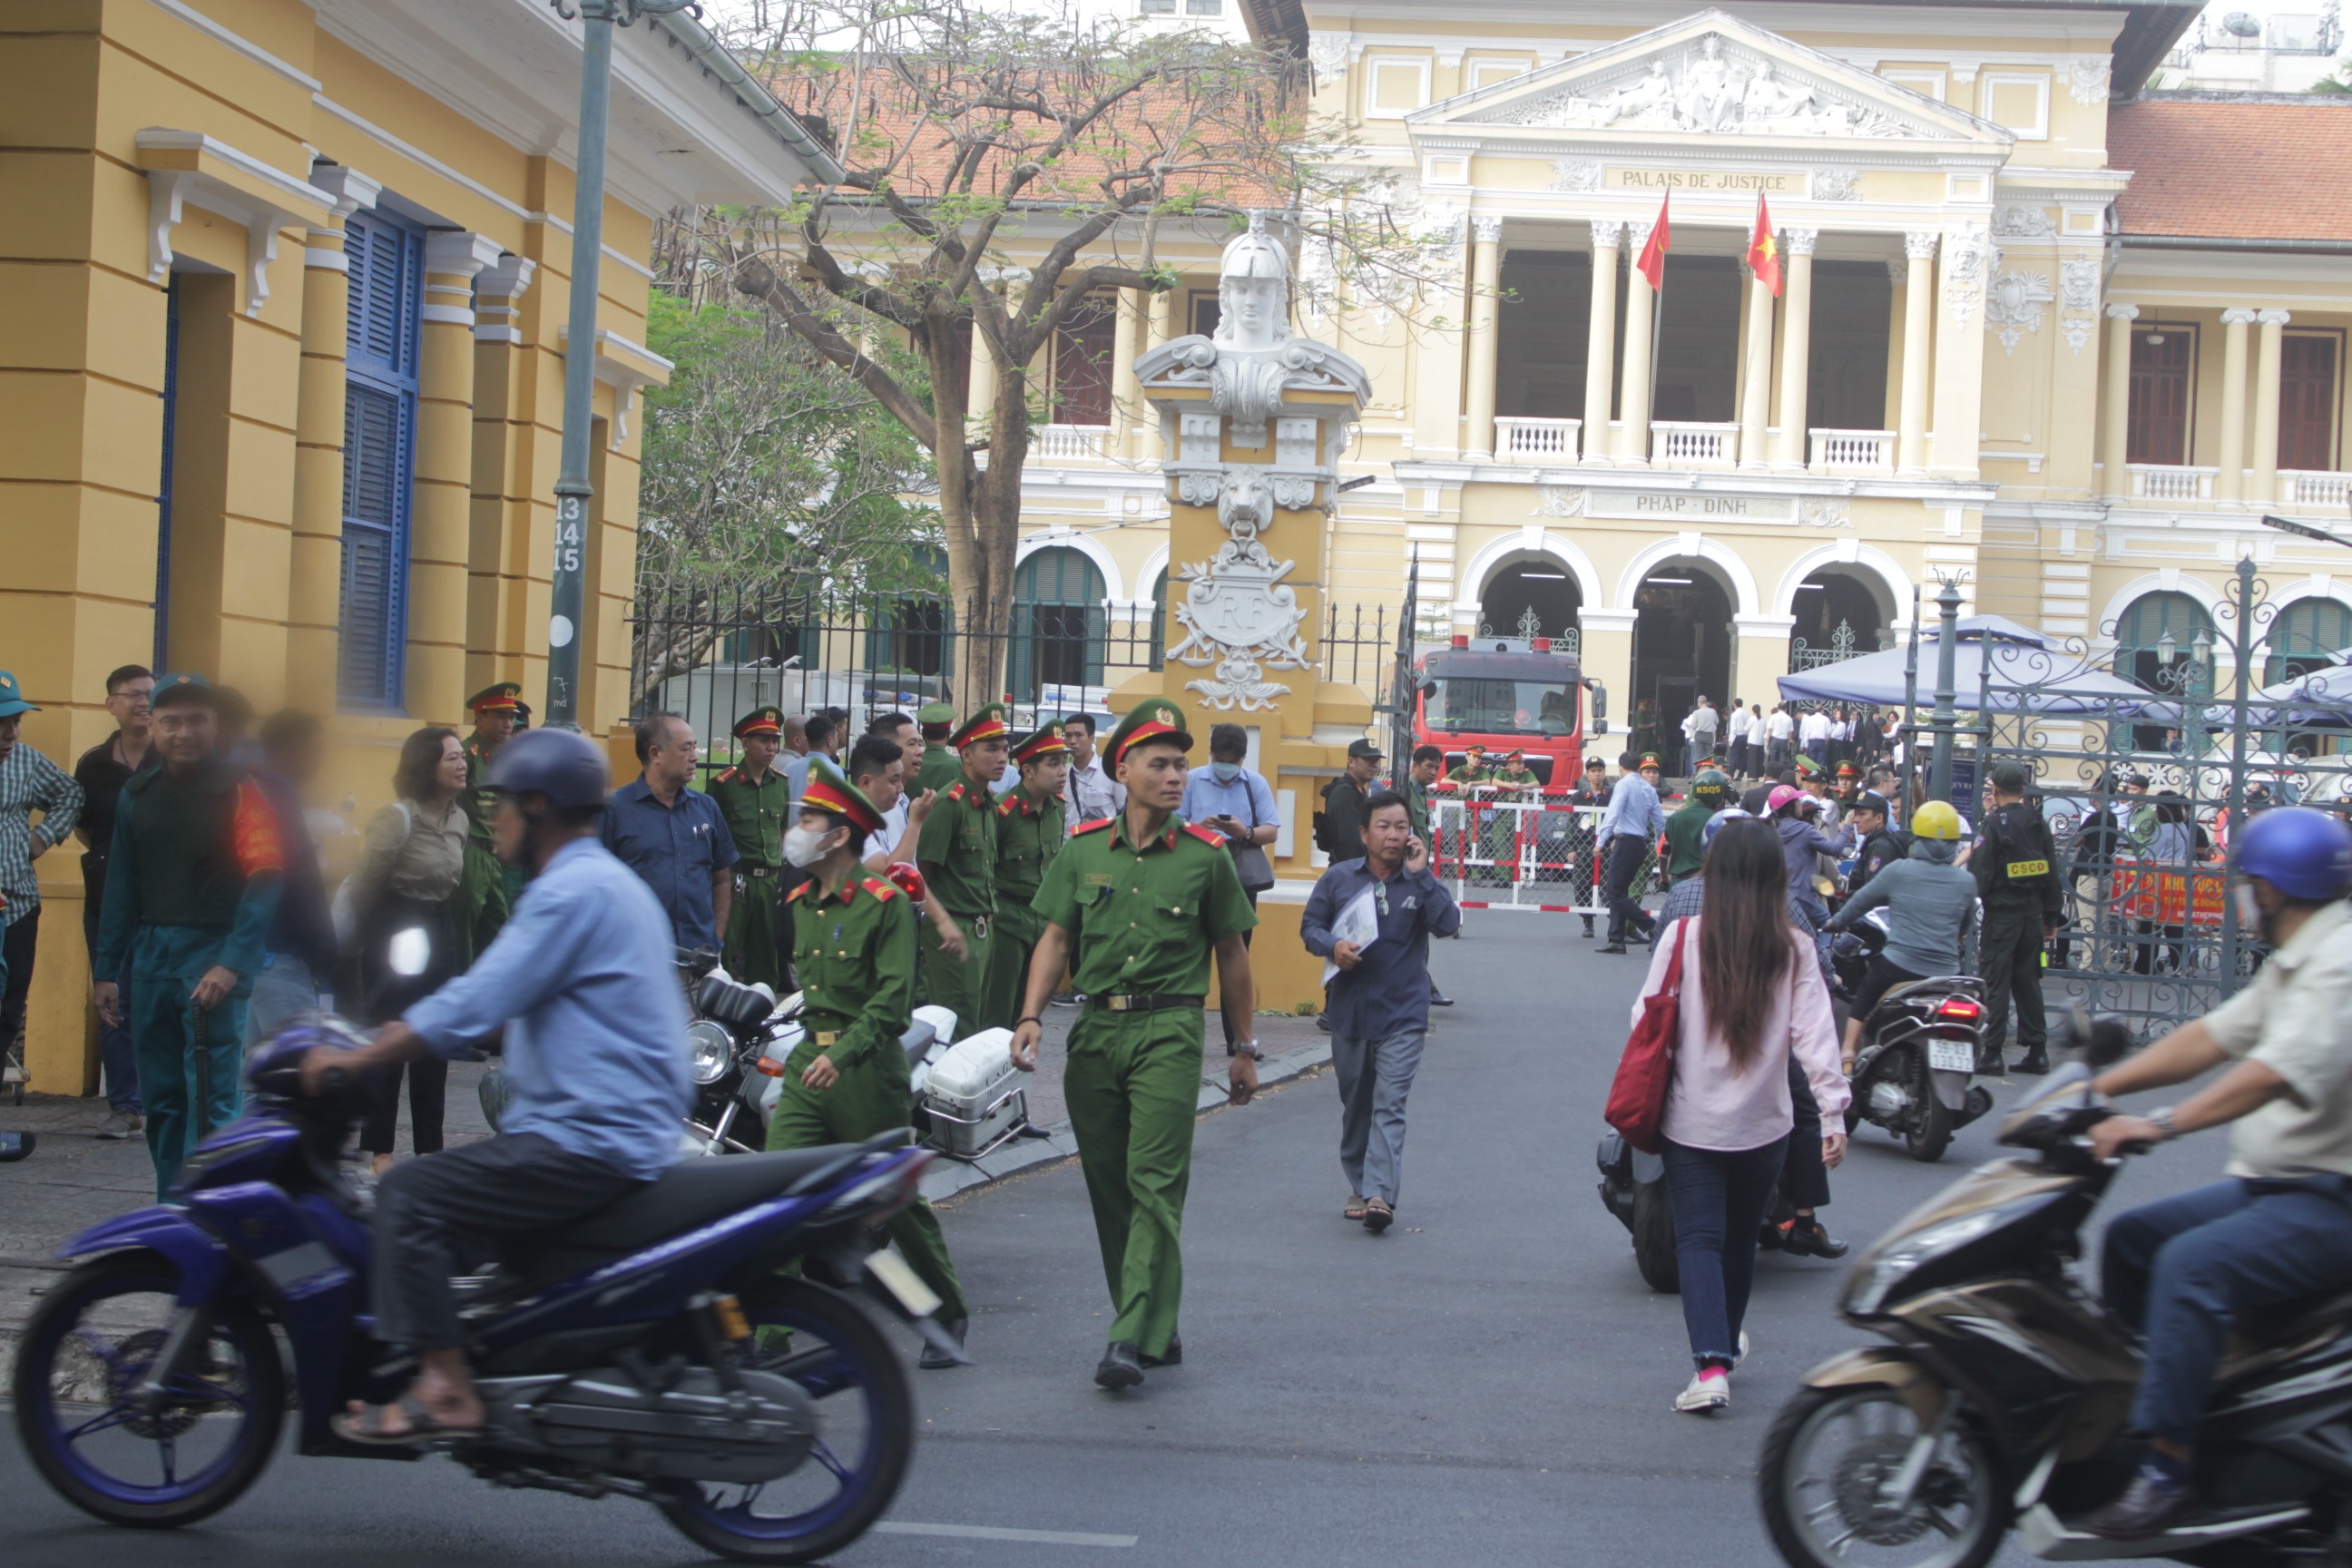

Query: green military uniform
[1664,769,1730,884]
[709,707,791,991]
[457,681,524,950]
[1445,752,1505,883]
[915,704,1006,1025]
[1973,763,2063,1071]
[765,756,968,1335]
[1403,774,1435,838]
[92,675,282,1197]
[983,722,1068,1033]
[1031,698,1258,1365]
[915,701,962,799]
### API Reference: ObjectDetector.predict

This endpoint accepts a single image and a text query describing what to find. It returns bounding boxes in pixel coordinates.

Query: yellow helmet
[1911,800,1964,841]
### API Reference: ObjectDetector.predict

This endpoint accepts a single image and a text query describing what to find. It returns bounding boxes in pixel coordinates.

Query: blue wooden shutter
[338,210,422,706]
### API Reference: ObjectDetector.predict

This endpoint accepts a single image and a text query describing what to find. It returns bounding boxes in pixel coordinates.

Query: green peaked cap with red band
[797,754,883,838]
[1104,696,1192,769]
[1010,720,1068,765]
[947,701,1010,750]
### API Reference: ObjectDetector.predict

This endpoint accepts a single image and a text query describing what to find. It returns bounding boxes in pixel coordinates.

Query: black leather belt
[743,866,779,879]
[1087,993,1203,1014]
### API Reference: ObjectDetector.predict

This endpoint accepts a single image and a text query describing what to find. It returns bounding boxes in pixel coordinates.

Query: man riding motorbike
[2078,805,2352,1539]
[1825,799,1979,1074]
[298,728,691,1445]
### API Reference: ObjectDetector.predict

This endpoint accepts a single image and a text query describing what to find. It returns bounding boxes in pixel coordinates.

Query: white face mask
[783,824,834,869]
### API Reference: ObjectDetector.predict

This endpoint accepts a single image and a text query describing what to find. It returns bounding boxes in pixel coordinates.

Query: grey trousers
[1334,1026,1426,1207]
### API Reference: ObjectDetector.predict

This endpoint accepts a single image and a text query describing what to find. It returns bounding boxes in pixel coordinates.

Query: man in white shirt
[1725,701,1753,779]
[1680,698,1719,779]
[1060,712,1123,833]
[1765,705,1795,773]
[1798,708,1832,768]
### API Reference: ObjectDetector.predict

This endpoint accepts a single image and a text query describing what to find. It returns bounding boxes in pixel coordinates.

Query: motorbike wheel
[1759,1385,2005,1568]
[11,1249,284,1528]
[1631,1178,1681,1294]
[1905,1053,1954,1164]
[656,1278,915,1563]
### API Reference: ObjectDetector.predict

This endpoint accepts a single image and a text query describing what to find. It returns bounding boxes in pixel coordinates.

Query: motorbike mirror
[387,926,433,978]
[2061,1004,2135,1069]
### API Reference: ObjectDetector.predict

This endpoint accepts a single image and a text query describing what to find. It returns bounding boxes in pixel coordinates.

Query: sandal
[1342,1194,1367,1221]
[1363,1198,1395,1234]
[332,1392,485,1447]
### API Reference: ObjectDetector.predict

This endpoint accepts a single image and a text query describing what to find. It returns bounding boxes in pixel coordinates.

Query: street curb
[917,1035,1333,1204]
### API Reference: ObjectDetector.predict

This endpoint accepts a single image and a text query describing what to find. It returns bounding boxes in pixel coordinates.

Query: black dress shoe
[1598,943,1628,955]
[1315,1014,1332,1034]
[918,1318,967,1370]
[1975,1049,2007,1077]
[1780,1220,1848,1259]
[1141,1336,1182,1369]
[1094,1341,1144,1390]
[2014,1046,2051,1076]
[2082,1472,2198,1539]
[1429,988,1455,1007]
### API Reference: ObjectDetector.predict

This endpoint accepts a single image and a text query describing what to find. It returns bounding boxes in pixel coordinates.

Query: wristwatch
[1232,1042,1264,1062]
[2148,1106,2180,1142]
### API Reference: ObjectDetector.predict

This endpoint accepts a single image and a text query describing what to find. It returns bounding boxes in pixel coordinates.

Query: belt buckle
[1106,995,1132,1013]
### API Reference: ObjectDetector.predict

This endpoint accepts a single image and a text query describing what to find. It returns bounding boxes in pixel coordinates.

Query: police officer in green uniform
[768,756,971,1367]
[914,701,961,799]
[1012,698,1259,1390]
[1493,748,1541,799]
[1972,760,2063,1076]
[708,707,791,991]
[915,703,1006,1023]
[984,720,1068,1032]
[459,681,526,926]
[1665,768,1730,885]
[91,674,283,1195]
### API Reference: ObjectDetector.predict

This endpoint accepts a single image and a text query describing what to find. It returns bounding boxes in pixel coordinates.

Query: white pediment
[1408,9,2012,148]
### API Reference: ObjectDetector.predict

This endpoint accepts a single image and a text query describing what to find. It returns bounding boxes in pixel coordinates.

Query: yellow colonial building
[1,0,837,1089]
[986,0,2352,766]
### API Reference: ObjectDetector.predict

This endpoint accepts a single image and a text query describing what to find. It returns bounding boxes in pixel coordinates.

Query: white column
[1582,220,1622,464]
[1462,214,1504,461]
[1738,261,1774,470]
[1619,219,1657,465]
[2217,307,2256,503]
[2252,309,2290,505]
[1110,286,1143,451]
[1896,231,1937,476]
[2099,303,2138,495]
[1776,230,1816,469]
[967,320,997,436]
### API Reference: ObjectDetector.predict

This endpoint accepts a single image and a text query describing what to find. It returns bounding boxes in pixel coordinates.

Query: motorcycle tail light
[753,1056,787,1077]
[1936,998,1984,1022]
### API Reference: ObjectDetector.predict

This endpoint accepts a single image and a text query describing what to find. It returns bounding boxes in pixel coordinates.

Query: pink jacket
[1632,917,1851,1152]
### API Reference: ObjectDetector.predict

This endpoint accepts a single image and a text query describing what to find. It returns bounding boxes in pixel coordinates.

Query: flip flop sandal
[1342,1195,1368,1221]
[332,1392,485,1448]
[1363,1199,1395,1233]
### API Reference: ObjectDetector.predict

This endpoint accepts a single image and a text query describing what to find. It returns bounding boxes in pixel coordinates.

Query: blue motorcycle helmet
[1702,806,1751,850]
[2232,805,2352,904]
[487,726,611,811]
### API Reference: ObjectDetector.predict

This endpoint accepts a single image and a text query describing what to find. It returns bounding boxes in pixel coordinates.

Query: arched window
[2268,599,2352,686]
[2112,592,2214,693]
[1011,547,1107,702]
[867,545,954,681]
[1477,560,1583,651]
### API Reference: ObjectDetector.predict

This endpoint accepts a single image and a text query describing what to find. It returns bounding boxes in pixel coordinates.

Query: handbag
[1228,778,1276,892]
[1604,917,1691,1155]
[330,800,413,952]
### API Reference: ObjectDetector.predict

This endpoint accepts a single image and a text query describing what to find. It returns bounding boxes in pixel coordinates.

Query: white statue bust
[1214,216,1290,353]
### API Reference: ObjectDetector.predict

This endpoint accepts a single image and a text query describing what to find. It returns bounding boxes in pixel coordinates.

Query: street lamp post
[543,0,698,731]
[1927,578,1963,803]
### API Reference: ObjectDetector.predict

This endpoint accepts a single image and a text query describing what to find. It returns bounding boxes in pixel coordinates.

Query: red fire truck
[1412,633,1607,791]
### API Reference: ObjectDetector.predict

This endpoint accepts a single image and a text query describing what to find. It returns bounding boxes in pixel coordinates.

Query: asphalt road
[3,911,2214,1568]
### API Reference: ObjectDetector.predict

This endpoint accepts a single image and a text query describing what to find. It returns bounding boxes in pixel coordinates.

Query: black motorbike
[1830,911,1995,1162]
[1759,1018,2352,1567]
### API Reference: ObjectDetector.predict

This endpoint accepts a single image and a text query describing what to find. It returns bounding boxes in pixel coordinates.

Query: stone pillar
[2100,303,2138,495]
[1111,285,1143,451]
[466,253,536,703]
[1735,615,1798,713]
[967,319,997,435]
[1738,267,1774,470]
[1582,221,1622,464]
[1896,231,1936,476]
[411,230,502,723]
[1462,214,1504,461]
[289,165,379,711]
[2251,309,2290,506]
[1618,219,1658,465]
[1576,608,1636,742]
[1410,221,1470,460]
[1777,230,1816,469]
[1146,283,1175,351]
[2216,308,2256,503]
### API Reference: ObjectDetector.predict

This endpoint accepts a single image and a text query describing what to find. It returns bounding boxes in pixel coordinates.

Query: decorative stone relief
[1941,228,1985,329]
[2067,56,2111,105]
[1490,33,1929,138]
[1533,485,1588,518]
[1785,228,1818,257]
[1309,34,1350,79]
[1800,498,1853,528]
[1167,471,1310,712]
[1809,168,1861,201]
[1550,159,1603,193]
[1984,268,2055,354]
[1471,213,1505,245]
[1994,202,2056,239]
[2059,254,2101,355]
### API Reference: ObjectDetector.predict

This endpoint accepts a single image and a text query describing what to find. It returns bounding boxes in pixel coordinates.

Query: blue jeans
[82,910,140,1112]
[2102,1175,2352,1446]
[1663,1135,1789,1370]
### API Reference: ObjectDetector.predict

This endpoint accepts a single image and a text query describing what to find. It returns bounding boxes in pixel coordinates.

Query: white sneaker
[1733,1330,1750,1370]
[1674,1370,1730,1414]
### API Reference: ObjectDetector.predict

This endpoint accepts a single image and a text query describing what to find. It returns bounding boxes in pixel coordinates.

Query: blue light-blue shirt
[602,776,739,951]
[1596,771,1667,841]
[405,838,691,1181]
[1299,857,1462,1039]
[1181,766,1278,843]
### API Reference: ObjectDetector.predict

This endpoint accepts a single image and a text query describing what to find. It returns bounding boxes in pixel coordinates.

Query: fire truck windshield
[1426,676,1578,737]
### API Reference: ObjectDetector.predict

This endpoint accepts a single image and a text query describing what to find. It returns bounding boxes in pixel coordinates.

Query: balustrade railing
[1030,423,1112,462]
[1493,416,1582,464]
[1650,421,1739,467]
[2282,469,2352,510]
[2127,464,2218,502]
[1808,428,1895,472]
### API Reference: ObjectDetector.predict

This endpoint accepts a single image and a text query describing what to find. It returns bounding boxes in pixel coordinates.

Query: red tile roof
[2111,94,2352,243]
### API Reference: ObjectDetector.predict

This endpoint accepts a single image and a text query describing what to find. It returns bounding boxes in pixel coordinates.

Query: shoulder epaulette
[1073,816,1115,836]
[714,766,740,785]
[995,795,1017,818]
[785,881,812,905]
[860,875,899,902]
[944,781,966,803]
[1181,822,1226,848]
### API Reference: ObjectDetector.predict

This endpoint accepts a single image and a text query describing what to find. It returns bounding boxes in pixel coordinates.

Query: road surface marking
[875,1522,1139,1547]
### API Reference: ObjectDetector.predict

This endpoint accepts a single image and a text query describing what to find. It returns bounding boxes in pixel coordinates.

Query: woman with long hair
[1632,815,1849,1414]
[347,726,471,1174]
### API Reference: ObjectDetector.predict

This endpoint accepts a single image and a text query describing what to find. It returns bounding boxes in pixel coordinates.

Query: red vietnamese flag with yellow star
[1748,193,1784,298]
[1634,192,1671,291]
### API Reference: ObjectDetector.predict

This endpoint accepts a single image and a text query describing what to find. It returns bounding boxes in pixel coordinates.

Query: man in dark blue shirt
[1299,789,1460,1233]
[602,711,737,954]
